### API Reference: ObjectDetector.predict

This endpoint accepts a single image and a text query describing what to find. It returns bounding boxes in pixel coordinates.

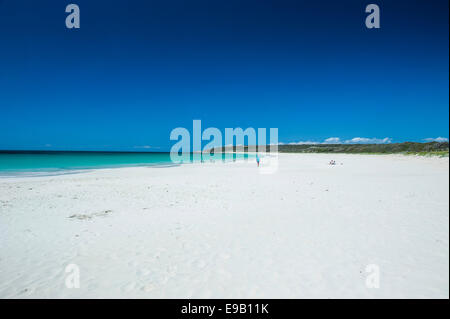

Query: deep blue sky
[0,0,448,151]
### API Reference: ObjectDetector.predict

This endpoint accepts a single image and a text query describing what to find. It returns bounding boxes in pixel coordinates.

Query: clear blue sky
[0,0,448,151]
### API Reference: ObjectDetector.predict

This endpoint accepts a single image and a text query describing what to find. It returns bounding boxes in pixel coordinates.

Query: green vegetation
[277,142,449,155]
[213,142,449,156]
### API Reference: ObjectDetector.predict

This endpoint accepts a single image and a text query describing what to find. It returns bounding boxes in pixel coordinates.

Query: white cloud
[323,137,341,144]
[423,137,449,142]
[344,137,392,144]
[320,137,392,144]
[288,141,319,145]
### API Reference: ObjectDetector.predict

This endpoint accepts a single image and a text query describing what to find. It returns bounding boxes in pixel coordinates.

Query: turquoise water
[0,151,253,175]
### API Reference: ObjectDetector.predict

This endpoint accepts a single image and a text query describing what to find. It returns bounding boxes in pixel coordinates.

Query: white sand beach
[0,154,448,298]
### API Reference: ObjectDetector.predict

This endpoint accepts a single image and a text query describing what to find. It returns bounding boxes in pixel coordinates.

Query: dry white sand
[0,154,448,298]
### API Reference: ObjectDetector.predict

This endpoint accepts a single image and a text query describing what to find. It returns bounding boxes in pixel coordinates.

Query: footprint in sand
[136,268,151,276]
[219,253,230,260]
[141,284,154,292]
[122,281,136,292]
[196,260,207,269]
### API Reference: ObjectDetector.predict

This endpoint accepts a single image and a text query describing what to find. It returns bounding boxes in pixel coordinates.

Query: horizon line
[1,141,449,153]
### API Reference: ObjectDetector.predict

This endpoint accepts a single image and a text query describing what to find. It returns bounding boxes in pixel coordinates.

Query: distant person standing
[256,154,260,167]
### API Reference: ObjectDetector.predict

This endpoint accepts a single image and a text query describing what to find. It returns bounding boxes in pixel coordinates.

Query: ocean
[0,151,254,176]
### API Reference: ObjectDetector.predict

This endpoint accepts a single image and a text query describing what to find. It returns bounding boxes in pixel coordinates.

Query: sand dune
[0,154,448,298]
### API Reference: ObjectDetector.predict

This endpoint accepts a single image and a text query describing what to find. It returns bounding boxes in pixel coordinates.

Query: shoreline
[1,151,447,179]
[0,163,182,179]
